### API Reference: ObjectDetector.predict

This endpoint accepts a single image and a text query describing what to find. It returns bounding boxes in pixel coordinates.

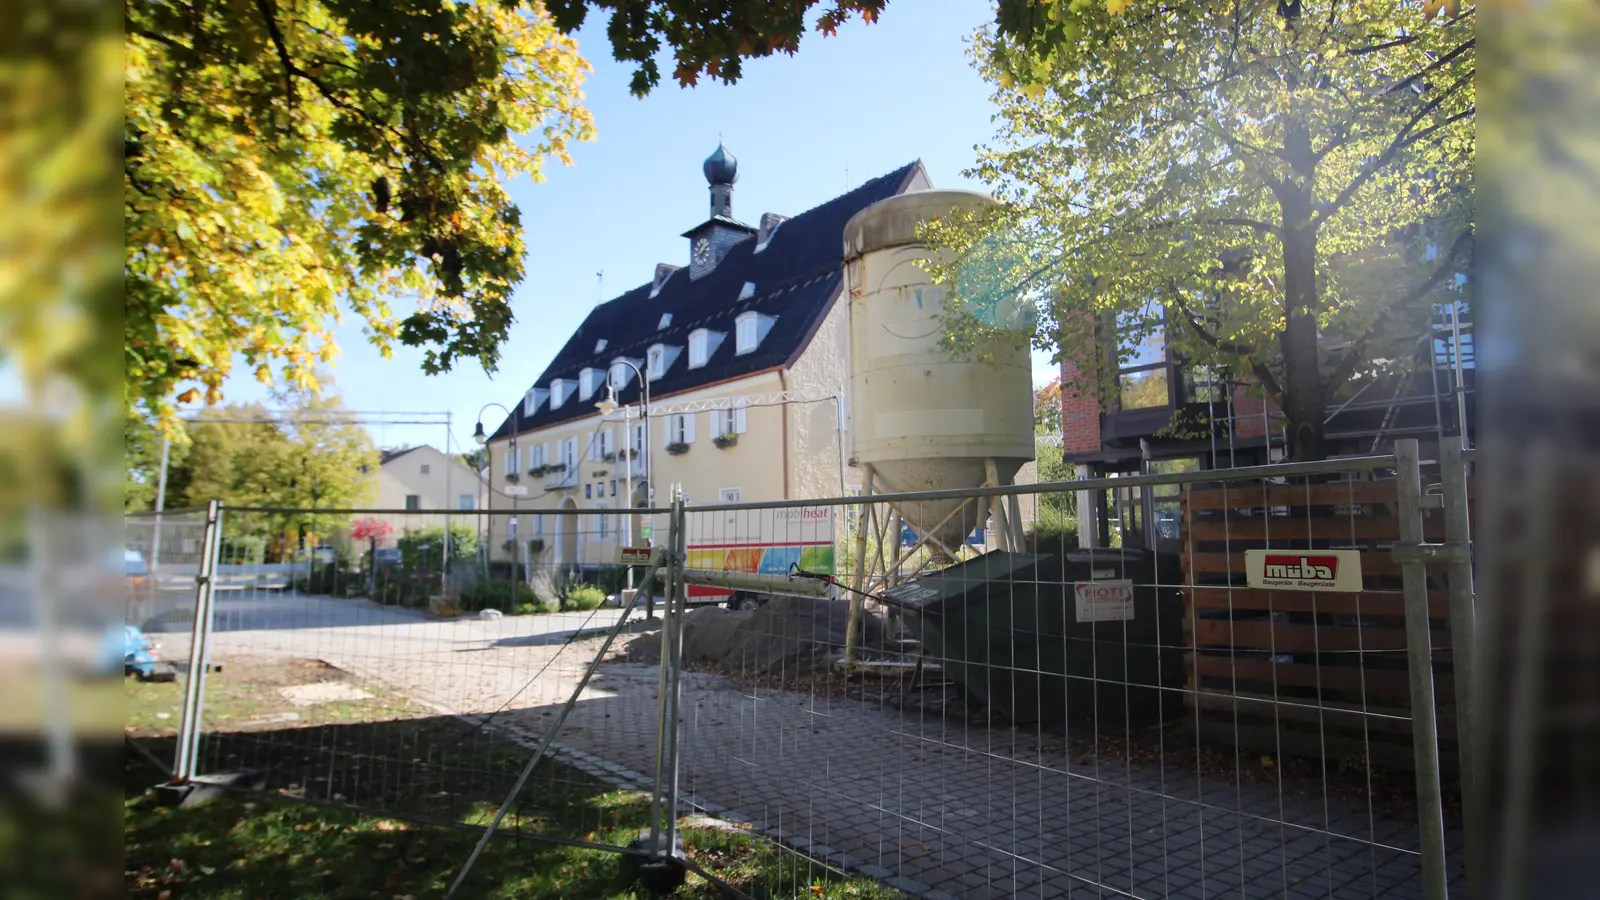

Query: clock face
[693,237,710,266]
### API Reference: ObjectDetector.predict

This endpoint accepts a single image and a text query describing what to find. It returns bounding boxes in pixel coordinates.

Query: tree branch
[1168,284,1286,401]
[1384,38,1475,97]
[1346,35,1416,56]
[1310,67,1474,230]
[253,0,410,162]
[1322,228,1473,394]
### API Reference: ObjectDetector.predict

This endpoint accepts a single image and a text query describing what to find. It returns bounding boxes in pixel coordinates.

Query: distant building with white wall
[361,445,483,547]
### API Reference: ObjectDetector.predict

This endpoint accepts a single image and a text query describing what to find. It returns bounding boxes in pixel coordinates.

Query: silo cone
[842,190,1034,557]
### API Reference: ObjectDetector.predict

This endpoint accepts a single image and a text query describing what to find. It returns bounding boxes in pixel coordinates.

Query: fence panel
[134,506,676,877]
[124,508,211,771]
[656,458,1464,899]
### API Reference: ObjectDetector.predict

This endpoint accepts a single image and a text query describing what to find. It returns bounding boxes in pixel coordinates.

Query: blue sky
[217,0,1054,451]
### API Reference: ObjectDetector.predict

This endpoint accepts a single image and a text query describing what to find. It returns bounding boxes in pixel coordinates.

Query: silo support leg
[844,465,875,668]
[1006,492,1026,552]
[985,459,1017,553]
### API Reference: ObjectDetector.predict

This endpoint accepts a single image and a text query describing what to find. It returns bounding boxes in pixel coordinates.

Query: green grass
[123,750,902,900]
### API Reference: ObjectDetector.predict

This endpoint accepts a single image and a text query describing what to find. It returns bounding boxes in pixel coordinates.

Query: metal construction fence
[123,438,1478,899]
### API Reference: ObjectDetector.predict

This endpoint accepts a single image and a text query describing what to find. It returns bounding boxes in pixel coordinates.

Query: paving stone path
[203,608,1465,899]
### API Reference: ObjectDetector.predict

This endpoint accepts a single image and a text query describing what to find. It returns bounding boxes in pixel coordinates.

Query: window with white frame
[579,368,603,401]
[531,443,549,468]
[532,514,544,537]
[688,330,709,368]
[631,422,645,455]
[713,399,748,437]
[647,345,666,379]
[523,386,546,416]
[595,427,613,460]
[736,314,758,354]
[609,359,636,390]
[595,502,610,541]
[550,379,568,409]
[504,446,521,476]
[562,438,577,469]
[669,413,694,445]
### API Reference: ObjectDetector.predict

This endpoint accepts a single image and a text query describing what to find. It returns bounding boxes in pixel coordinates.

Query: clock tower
[682,140,756,279]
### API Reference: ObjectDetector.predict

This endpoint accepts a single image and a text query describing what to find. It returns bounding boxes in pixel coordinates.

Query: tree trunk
[1277,165,1327,462]
[1280,231,1325,461]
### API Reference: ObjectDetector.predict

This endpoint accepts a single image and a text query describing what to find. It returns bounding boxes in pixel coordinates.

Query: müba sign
[1245,549,1364,592]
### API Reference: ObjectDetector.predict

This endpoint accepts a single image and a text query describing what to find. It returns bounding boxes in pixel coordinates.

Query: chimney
[755,213,788,252]
[651,263,681,298]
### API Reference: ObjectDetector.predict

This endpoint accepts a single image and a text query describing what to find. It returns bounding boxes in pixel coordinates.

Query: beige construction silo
[842,189,1035,567]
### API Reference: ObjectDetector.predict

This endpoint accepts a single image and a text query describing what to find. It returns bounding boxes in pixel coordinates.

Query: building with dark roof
[480,145,933,569]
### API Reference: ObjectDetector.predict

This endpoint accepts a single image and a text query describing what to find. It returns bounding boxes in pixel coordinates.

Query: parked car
[371,548,402,569]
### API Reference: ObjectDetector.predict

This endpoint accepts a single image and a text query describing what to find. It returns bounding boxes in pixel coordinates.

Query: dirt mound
[623,596,884,675]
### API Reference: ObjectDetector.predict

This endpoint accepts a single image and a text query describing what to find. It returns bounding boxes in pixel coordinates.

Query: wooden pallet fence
[1179,476,1471,772]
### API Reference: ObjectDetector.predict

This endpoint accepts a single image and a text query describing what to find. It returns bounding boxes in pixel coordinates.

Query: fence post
[174,500,222,782]
[661,491,690,859]
[1440,435,1482,898]
[1393,439,1451,899]
[648,496,682,855]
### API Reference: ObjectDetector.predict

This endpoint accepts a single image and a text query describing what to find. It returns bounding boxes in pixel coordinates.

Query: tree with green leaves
[926,0,1474,460]
[157,389,378,559]
[123,0,891,426]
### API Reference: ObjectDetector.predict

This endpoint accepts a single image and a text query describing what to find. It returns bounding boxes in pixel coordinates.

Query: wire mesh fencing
[132,439,1477,898]
[124,507,212,771]
[122,504,684,881]
[659,445,1470,899]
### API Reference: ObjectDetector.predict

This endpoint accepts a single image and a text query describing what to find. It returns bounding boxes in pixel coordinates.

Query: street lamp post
[473,402,516,582]
[595,359,651,618]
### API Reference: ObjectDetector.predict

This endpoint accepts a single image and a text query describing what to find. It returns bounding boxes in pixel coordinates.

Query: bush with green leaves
[563,584,605,612]
[1024,505,1079,556]
[397,524,478,572]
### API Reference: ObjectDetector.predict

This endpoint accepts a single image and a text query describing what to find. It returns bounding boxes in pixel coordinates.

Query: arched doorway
[557,498,578,568]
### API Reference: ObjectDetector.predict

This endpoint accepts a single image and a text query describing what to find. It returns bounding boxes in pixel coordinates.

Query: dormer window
[647,344,667,380]
[689,330,709,368]
[523,386,549,416]
[735,312,774,355]
[550,379,570,409]
[609,358,640,390]
[579,367,604,401]
[658,313,672,330]
[594,338,608,354]
[738,282,756,301]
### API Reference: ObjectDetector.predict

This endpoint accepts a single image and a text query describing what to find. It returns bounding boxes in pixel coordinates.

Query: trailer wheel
[729,593,762,612]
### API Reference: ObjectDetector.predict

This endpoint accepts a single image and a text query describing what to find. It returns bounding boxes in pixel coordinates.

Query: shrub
[564,584,605,611]
[516,599,557,615]
[459,578,539,612]
[398,524,478,571]
[1024,505,1080,555]
[294,560,359,597]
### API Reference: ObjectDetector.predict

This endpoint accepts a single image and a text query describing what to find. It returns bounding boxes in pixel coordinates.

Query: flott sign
[1074,579,1135,622]
[1245,549,1364,592]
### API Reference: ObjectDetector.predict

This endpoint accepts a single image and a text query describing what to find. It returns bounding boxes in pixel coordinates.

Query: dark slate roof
[379,446,424,465]
[489,160,924,440]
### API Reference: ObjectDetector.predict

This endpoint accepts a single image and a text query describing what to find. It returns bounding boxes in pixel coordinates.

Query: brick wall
[1059,339,1103,455]
[1231,380,1283,439]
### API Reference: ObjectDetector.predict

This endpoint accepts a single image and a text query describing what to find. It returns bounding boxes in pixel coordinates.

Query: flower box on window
[529,463,568,478]
[527,539,546,555]
[713,433,738,450]
[504,472,521,484]
[665,441,690,456]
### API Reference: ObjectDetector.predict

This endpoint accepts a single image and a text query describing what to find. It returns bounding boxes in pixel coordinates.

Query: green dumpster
[884,549,1185,727]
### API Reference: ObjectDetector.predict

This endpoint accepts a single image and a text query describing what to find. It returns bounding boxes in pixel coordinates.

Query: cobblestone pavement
[203,607,1464,899]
